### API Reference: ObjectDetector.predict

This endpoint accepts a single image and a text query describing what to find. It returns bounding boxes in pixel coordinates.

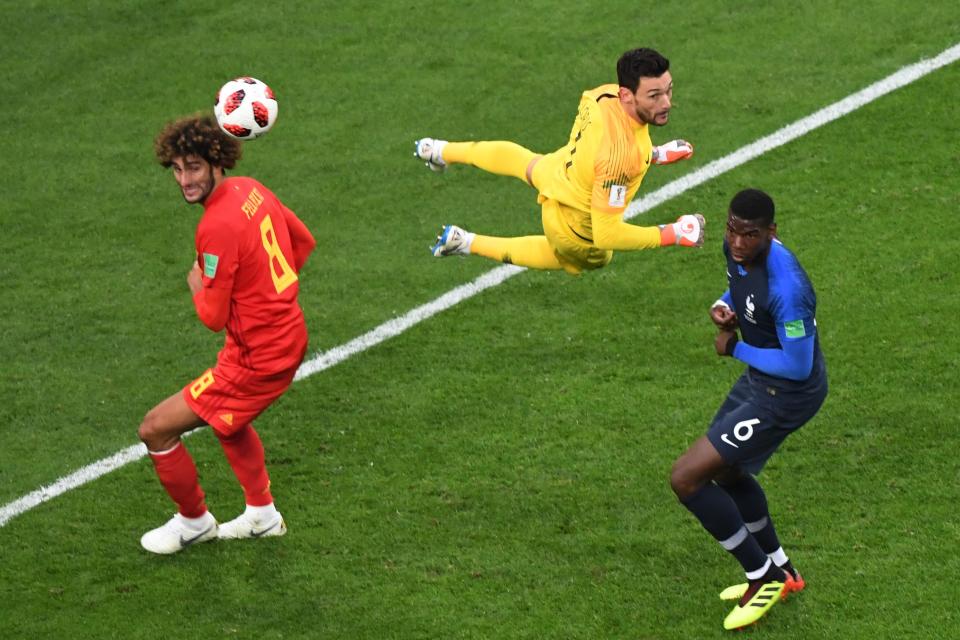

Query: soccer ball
[214,77,278,140]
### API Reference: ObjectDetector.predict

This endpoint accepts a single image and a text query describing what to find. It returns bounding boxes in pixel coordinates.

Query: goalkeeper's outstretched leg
[415,138,540,185]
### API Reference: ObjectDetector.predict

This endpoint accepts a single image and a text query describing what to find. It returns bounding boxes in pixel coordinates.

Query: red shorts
[182,360,300,436]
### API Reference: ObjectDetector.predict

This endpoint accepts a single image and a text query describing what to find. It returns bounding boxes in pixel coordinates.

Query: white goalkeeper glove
[658,213,705,248]
[651,139,694,165]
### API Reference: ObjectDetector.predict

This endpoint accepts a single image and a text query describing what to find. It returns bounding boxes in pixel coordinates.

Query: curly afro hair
[154,114,242,169]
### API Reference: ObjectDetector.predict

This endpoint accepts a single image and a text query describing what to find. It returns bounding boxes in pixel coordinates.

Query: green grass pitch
[1,1,959,638]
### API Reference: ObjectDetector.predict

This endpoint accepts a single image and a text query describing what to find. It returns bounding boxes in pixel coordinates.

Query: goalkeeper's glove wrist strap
[658,224,677,246]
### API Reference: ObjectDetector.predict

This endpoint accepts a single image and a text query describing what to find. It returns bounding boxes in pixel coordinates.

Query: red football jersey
[195,176,312,372]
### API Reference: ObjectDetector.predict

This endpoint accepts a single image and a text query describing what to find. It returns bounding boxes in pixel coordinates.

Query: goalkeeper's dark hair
[730,188,775,226]
[154,114,242,169]
[617,48,670,91]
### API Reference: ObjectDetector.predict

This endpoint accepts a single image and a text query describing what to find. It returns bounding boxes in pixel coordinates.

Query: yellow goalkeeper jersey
[535,84,654,240]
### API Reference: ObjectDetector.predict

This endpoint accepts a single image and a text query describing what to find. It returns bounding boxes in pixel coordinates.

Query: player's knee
[669,460,698,501]
[670,460,693,500]
[138,409,169,450]
[137,413,156,446]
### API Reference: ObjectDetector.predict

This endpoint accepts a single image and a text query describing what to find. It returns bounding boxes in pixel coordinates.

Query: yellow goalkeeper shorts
[539,198,613,275]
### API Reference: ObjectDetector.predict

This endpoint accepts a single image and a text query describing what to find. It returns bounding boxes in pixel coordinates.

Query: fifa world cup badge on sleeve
[784,319,806,338]
[608,184,627,207]
[203,253,219,278]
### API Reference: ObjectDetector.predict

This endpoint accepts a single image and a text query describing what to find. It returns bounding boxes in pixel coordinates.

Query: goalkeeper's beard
[641,108,670,126]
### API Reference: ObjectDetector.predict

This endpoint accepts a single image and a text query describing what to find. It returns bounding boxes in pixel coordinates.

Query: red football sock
[149,441,207,518]
[217,424,274,506]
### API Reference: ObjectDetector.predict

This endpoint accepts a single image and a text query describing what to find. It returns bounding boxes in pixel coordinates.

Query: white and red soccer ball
[214,77,278,140]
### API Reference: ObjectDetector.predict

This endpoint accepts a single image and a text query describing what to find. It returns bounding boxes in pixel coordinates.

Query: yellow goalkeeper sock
[443,141,538,182]
[470,234,564,270]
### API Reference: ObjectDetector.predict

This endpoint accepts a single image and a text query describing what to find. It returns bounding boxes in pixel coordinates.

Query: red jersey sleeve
[195,214,240,291]
[192,286,231,332]
[282,205,316,272]
[191,210,240,331]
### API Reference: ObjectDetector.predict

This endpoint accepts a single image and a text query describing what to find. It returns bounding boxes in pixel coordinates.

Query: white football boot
[218,509,287,540]
[430,225,474,257]
[140,511,218,554]
[414,137,448,172]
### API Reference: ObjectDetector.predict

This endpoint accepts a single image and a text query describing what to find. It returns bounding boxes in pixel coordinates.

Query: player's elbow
[780,340,815,380]
[193,288,230,332]
[203,317,227,333]
[293,238,317,272]
[298,234,317,254]
[781,358,813,381]
[592,225,620,251]
[196,308,228,332]
[303,238,318,263]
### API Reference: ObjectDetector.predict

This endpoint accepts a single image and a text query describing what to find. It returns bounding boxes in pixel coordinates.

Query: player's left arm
[282,205,316,272]
[722,332,815,381]
[718,278,817,380]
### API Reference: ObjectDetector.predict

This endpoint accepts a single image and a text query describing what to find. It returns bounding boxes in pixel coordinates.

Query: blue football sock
[681,483,768,575]
[720,474,784,557]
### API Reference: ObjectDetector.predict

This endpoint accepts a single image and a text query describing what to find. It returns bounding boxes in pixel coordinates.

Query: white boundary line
[2,43,958,529]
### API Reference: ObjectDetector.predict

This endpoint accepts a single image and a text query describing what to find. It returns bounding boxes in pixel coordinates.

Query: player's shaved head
[730,189,775,226]
[155,114,242,170]
[617,48,670,91]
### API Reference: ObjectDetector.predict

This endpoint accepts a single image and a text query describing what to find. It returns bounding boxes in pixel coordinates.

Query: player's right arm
[583,124,660,250]
[591,210,663,250]
[710,290,737,330]
[591,205,704,250]
[191,216,238,333]
[191,278,230,332]
[587,125,701,250]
